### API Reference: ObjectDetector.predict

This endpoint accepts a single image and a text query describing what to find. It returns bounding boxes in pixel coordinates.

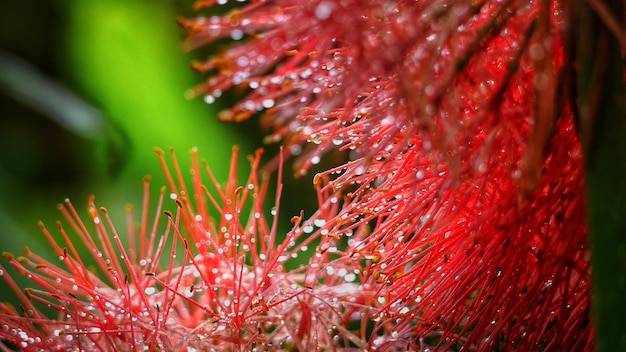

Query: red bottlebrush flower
[0,148,377,351]
[181,0,592,350]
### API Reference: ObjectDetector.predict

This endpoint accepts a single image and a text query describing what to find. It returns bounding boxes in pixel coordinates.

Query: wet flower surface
[0,149,376,351]
[180,0,591,350]
[1,0,595,351]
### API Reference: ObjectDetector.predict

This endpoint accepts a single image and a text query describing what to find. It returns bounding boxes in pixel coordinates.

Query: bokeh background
[0,0,319,304]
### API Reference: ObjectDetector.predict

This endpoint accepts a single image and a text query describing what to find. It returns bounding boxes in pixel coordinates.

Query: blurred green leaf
[62,0,256,187]
[0,51,105,139]
[577,1,626,350]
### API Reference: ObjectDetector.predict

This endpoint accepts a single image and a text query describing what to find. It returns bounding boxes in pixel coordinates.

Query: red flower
[0,148,376,350]
[180,0,591,350]
[0,0,595,350]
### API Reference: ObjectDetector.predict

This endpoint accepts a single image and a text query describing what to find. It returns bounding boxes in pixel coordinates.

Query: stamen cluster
[0,0,593,351]
[179,0,591,350]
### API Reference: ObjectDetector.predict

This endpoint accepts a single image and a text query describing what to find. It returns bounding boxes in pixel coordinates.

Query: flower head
[0,1,594,350]
[180,0,591,350]
[180,0,568,185]
[0,148,376,351]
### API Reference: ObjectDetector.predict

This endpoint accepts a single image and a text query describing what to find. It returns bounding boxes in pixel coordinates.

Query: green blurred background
[0,0,318,305]
[0,0,251,254]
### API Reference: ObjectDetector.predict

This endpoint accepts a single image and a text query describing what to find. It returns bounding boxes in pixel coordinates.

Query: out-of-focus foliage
[0,0,264,301]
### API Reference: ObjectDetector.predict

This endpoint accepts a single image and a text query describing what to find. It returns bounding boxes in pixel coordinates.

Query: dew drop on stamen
[204,95,216,104]
[344,273,356,282]
[289,144,302,156]
[230,29,244,40]
[262,98,275,108]
[310,134,323,144]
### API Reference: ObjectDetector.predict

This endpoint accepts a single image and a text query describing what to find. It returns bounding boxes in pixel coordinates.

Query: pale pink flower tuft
[0,148,375,351]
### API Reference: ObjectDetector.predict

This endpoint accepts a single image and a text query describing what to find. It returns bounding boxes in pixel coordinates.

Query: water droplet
[314,2,333,19]
[311,135,323,144]
[289,144,302,156]
[230,29,244,40]
[204,95,216,104]
[262,99,275,108]
[381,115,394,126]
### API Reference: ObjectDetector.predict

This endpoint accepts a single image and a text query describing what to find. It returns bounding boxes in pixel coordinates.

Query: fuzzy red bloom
[181,0,591,350]
[0,148,377,351]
